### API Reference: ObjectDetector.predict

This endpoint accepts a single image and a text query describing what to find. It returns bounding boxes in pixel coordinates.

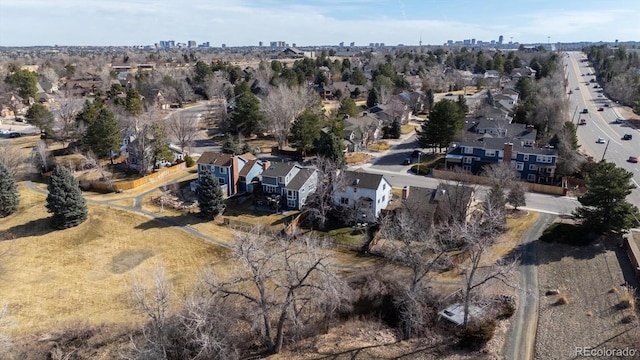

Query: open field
[535,230,640,359]
[0,185,231,336]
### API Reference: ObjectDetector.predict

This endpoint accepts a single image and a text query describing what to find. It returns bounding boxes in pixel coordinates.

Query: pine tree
[366,88,379,108]
[0,161,19,218]
[84,107,121,159]
[506,183,527,210]
[46,166,88,229]
[198,172,226,219]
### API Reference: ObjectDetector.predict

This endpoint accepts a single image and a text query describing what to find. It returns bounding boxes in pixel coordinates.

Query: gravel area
[535,239,640,359]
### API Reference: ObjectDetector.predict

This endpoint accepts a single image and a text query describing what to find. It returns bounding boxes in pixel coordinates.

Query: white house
[333,170,392,223]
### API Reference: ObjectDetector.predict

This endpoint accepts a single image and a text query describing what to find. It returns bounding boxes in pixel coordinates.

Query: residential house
[39,80,59,94]
[388,183,475,228]
[196,152,267,196]
[367,97,412,125]
[343,115,382,152]
[445,139,558,184]
[465,118,537,146]
[260,162,318,210]
[0,94,27,117]
[398,90,426,114]
[333,170,392,223]
[278,47,306,59]
[510,67,536,81]
[64,78,101,97]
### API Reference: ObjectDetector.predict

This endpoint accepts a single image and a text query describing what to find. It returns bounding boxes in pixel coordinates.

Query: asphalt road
[564,51,640,206]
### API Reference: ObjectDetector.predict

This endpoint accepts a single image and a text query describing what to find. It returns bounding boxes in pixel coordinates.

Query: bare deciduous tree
[304,157,345,230]
[0,142,28,177]
[32,139,52,173]
[130,265,173,360]
[261,84,314,150]
[56,96,83,146]
[165,112,199,154]
[206,228,351,355]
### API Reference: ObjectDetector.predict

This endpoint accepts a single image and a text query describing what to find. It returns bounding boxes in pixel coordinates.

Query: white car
[0,129,9,135]
[615,118,625,124]
[596,137,606,144]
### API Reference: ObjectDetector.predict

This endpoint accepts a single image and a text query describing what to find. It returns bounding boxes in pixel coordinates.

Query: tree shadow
[133,212,212,231]
[2,217,55,239]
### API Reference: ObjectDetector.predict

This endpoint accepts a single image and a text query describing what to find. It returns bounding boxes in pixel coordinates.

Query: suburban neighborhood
[0,23,639,359]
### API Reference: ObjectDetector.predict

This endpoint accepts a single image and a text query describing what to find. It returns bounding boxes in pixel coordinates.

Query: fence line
[431,169,566,196]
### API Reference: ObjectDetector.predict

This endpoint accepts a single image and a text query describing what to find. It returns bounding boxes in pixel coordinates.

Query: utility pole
[601,139,610,162]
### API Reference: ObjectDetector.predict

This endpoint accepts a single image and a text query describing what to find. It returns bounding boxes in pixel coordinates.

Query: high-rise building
[221,44,226,48]
[259,41,263,47]
[498,35,504,45]
[350,42,355,47]
[471,38,476,45]
[339,41,344,47]
[188,40,196,48]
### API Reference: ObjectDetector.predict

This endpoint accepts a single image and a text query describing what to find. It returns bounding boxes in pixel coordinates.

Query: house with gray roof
[260,162,318,210]
[196,151,266,196]
[333,170,392,223]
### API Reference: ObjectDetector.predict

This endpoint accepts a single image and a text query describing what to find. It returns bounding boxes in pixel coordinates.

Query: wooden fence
[90,163,187,192]
[431,169,566,196]
[623,236,640,283]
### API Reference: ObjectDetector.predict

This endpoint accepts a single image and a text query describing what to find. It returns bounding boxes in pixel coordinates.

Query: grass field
[0,185,231,336]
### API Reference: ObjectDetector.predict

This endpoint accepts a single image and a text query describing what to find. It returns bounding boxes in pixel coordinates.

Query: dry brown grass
[368,142,392,151]
[555,292,569,305]
[0,185,232,336]
[345,152,372,164]
[400,124,416,134]
[616,286,636,310]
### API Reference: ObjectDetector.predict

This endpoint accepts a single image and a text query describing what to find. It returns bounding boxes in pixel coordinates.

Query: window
[219,166,227,174]
[529,164,537,171]
[340,197,349,205]
[353,187,357,193]
[527,174,536,181]
[463,165,471,172]
[381,195,386,202]
[217,178,225,185]
[287,199,296,208]
[463,146,473,154]
[523,154,529,161]
[485,150,496,157]
[263,185,277,193]
[383,183,386,190]
[278,176,284,184]
[536,155,553,163]
[515,162,524,171]
[463,156,473,164]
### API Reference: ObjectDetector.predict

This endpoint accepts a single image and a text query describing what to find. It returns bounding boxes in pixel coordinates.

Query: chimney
[503,143,513,164]
[402,186,410,200]
[231,156,240,195]
[262,160,271,171]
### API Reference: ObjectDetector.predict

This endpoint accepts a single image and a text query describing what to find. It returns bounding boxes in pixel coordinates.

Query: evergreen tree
[230,91,265,137]
[221,136,239,154]
[389,118,401,139]
[573,161,640,233]
[125,88,144,116]
[0,161,19,218]
[416,99,465,152]
[198,171,226,219]
[289,109,321,157]
[366,88,379,108]
[350,68,367,86]
[26,103,55,137]
[316,133,345,168]
[5,69,38,99]
[84,107,121,158]
[75,98,104,126]
[337,97,359,118]
[46,166,87,229]
[486,90,495,107]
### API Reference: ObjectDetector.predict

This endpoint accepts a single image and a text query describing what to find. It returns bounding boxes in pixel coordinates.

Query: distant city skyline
[0,0,638,47]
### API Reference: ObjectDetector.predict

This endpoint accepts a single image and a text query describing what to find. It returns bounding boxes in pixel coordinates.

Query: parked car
[0,129,9,135]
[411,150,424,158]
[445,93,454,96]
[581,108,589,114]
[628,156,638,163]
[568,90,573,94]
[575,87,580,90]
[597,107,604,111]
[402,158,413,165]
[596,137,606,144]
[615,118,625,124]
[8,132,21,138]
[622,134,633,140]
[578,119,587,125]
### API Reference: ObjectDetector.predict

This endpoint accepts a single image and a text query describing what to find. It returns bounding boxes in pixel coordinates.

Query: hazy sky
[0,0,638,47]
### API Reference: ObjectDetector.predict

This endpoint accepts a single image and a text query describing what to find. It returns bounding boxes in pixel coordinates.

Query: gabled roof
[342,170,388,190]
[449,138,558,156]
[238,159,259,177]
[197,152,234,167]
[261,162,300,178]
[286,168,316,191]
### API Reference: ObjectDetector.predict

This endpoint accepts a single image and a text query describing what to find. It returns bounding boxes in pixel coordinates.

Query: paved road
[503,212,556,360]
[24,178,232,249]
[564,51,640,206]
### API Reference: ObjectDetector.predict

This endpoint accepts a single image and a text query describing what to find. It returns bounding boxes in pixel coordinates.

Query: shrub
[184,154,195,167]
[555,293,569,305]
[616,286,636,310]
[457,319,497,349]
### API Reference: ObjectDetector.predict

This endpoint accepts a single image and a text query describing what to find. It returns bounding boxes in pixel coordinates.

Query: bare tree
[32,139,52,173]
[304,157,345,230]
[56,96,83,146]
[0,142,28,177]
[445,196,516,327]
[130,265,173,360]
[165,112,200,154]
[261,84,313,150]
[206,228,351,355]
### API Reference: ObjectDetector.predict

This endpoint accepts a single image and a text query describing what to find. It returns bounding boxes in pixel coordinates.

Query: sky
[0,0,638,47]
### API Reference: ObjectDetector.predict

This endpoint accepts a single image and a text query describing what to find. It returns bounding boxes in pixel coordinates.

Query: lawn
[400,124,416,134]
[345,152,372,164]
[409,153,445,174]
[368,142,392,151]
[0,185,231,336]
